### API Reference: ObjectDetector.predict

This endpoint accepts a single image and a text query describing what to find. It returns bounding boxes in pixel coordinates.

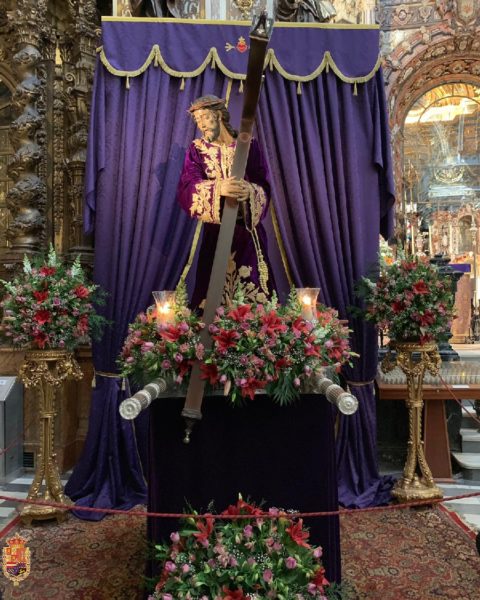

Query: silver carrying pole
[119,377,167,420]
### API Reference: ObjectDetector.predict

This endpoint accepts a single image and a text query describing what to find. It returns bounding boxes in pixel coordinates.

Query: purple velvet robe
[177,137,275,307]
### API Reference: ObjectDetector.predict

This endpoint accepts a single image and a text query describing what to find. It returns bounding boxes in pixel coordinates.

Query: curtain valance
[99,17,381,89]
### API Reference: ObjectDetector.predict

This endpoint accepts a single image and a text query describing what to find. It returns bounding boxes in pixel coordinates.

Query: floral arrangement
[120,284,204,387]
[358,255,456,344]
[150,497,347,600]
[1,247,108,350]
[119,287,356,405]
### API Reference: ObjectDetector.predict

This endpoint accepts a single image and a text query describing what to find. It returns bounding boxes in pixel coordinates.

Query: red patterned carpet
[0,505,479,599]
[0,510,147,600]
[341,506,480,599]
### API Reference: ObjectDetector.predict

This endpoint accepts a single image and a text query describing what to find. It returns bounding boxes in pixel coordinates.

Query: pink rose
[285,556,297,569]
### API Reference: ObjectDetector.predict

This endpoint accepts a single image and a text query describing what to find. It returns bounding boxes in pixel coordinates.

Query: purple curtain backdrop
[256,70,395,507]
[65,64,243,519]
[67,21,395,517]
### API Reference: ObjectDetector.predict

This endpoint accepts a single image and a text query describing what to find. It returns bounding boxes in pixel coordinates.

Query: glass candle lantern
[296,288,320,321]
[152,291,176,325]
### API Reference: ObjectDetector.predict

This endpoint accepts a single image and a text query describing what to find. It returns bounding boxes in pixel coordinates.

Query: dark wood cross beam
[181,11,274,442]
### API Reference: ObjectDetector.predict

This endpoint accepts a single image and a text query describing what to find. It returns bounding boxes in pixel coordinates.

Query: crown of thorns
[188,96,226,114]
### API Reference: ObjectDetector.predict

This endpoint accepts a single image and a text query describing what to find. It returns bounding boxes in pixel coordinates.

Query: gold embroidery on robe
[248,184,268,228]
[191,138,269,294]
[191,180,217,223]
[222,253,269,308]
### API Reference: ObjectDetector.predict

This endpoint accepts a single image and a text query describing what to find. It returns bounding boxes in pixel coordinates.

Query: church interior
[0,1,480,598]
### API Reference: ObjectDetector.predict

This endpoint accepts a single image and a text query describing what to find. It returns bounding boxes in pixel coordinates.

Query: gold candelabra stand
[18,349,83,525]
[382,341,443,502]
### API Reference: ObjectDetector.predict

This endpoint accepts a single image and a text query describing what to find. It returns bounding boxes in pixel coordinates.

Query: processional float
[119,10,359,438]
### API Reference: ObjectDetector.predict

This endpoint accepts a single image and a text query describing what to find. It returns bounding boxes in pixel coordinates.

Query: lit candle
[152,291,176,325]
[296,288,320,321]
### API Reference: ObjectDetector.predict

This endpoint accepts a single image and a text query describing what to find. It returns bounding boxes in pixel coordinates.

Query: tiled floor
[440,481,480,533]
[0,473,70,535]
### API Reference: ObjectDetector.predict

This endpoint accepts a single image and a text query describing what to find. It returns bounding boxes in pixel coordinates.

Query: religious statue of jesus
[176,95,275,308]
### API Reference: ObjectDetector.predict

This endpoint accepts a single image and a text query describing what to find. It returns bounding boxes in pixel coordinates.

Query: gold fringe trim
[179,219,203,285]
[270,203,294,287]
[264,48,382,86]
[96,45,381,90]
[102,17,379,29]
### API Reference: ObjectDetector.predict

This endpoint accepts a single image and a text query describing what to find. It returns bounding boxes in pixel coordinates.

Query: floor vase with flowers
[381,341,443,502]
[18,349,83,525]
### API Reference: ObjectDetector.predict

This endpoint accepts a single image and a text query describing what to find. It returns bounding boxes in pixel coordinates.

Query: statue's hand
[220,177,251,202]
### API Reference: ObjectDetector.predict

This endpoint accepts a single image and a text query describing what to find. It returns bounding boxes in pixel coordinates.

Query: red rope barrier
[2,491,480,520]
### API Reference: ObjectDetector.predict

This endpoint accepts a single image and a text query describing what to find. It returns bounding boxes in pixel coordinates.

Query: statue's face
[193,108,221,142]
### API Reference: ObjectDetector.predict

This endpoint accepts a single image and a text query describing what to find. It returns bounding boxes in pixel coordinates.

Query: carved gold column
[382,341,443,502]
[18,349,82,525]
[3,0,48,268]
[64,0,97,268]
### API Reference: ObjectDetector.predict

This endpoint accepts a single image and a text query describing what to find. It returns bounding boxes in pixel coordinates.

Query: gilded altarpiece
[0,1,97,473]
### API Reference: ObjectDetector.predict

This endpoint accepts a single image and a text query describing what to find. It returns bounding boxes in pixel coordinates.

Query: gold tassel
[225,78,233,108]
[210,54,215,69]
[326,62,330,73]
[121,378,126,391]
[353,81,358,96]
[91,371,96,388]
[180,77,185,91]
[126,76,130,90]
[239,80,244,93]
[297,81,302,95]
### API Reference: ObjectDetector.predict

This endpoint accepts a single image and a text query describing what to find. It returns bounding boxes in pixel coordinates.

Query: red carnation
[40,266,56,276]
[33,290,49,303]
[34,310,52,325]
[74,285,90,299]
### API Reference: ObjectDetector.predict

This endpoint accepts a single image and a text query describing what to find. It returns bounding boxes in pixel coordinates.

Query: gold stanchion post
[18,349,83,525]
[382,341,443,502]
